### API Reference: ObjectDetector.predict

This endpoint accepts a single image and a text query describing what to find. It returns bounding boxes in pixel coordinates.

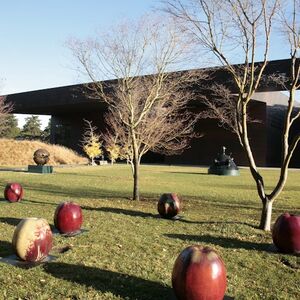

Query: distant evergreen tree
[0,114,20,139]
[0,96,13,136]
[41,119,51,142]
[20,115,42,140]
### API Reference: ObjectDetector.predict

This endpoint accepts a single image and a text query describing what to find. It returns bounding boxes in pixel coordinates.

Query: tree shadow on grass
[0,168,26,173]
[21,198,58,206]
[83,206,257,229]
[165,233,272,252]
[0,217,23,226]
[165,171,209,176]
[0,240,12,257]
[179,219,257,228]
[82,206,159,219]
[44,262,173,300]
[26,182,129,200]
[44,262,235,299]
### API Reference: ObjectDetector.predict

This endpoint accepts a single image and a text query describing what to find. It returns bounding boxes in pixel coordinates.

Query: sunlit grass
[0,164,299,299]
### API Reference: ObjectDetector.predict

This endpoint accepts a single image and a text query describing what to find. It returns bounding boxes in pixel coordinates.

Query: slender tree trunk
[131,129,140,201]
[133,157,140,201]
[240,100,276,231]
[259,199,273,231]
[129,161,134,176]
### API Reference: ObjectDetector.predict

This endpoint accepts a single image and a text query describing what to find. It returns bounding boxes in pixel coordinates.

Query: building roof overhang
[4,58,297,115]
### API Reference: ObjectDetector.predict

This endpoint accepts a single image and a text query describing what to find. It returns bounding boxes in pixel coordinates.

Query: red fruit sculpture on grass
[272,212,300,253]
[4,182,23,202]
[54,201,83,234]
[172,245,227,300]
[12,218,53,262]
[157,193,181,219]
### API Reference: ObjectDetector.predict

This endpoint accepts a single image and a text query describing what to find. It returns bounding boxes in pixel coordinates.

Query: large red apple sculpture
[172,245,227,300]
[54,201,83,234]
[12,218,53,262]
[4,182,24,202]
[157,193,181,219]
[272,212,300,254]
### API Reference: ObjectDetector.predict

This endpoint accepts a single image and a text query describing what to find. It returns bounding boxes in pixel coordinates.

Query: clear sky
[0,0,159,95]
[0,1,158,128]
[0,1,296,128]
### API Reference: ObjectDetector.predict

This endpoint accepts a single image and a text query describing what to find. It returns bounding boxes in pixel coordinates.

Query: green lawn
[0,164,299,299]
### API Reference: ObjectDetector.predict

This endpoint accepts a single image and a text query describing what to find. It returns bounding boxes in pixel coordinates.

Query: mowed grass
[0,164,299,300]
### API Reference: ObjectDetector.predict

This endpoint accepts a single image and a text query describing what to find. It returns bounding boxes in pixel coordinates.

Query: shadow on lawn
[83,206,257,228]
[83,206,158,218]
[0,240,12,257]
[0,217,23,226]
[21,198,58,206]
[82,206,199,223]
[0,168,26,173]
[44,262,173,300]
[26,182,129,200]
[179,219,257,228]
[165,233,272,252]
[44,262,235,299]
[165,171,208,176]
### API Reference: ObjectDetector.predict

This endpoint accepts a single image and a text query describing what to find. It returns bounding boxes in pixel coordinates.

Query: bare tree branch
[164,0,289,231]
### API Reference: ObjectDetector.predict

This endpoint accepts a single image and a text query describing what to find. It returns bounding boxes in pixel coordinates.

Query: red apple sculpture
[12,218,53,262]
[157,193,181,219]
[172,245,227,300]
[54,201,83,234]
[272,212,300,254]
[4,182,24,202]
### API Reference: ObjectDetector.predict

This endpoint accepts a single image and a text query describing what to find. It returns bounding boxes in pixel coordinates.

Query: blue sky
[0,1,157,127]
[0,1,296,128]
[0,0,158,95]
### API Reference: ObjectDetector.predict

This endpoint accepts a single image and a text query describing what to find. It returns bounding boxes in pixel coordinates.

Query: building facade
[4,59,299,167]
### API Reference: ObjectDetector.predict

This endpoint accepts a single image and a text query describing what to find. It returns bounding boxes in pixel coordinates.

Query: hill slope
[0,139,88,166]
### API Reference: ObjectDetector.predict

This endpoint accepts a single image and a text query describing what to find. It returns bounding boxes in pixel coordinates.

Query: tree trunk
[129,161,134,176]
[133,157,140,201]
[259,199,273,231]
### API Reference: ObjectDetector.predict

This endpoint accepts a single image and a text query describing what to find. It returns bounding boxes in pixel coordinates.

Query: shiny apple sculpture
[54,201,83,234]
[4,182,24,202]
[172,245,227,300]
[157,193,181,219]
[272,212,300,254]
[12,218,53,262]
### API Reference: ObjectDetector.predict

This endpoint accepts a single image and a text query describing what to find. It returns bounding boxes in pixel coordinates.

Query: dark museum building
[4,58,300,167]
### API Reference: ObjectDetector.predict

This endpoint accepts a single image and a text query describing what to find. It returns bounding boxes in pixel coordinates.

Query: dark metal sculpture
[33,149,50,165]
[208,146,239,176]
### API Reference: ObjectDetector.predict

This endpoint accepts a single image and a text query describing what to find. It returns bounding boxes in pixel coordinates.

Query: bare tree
[163,0,299,231]
[103,111,133,168]
[68,17,203,200]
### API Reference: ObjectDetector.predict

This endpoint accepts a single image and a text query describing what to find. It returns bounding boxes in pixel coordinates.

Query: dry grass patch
[0,138,88,166]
